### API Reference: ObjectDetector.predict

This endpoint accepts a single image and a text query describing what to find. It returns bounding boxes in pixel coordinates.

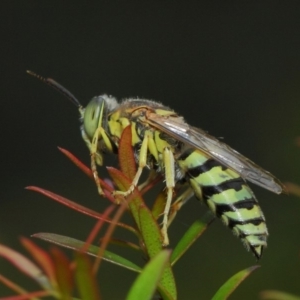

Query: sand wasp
[27,71,286,259]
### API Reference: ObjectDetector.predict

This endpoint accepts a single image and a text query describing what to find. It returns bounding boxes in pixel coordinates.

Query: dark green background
[1,1,300,299]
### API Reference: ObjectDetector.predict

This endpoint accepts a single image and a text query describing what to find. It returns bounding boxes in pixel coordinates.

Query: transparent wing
[147,113,286,194]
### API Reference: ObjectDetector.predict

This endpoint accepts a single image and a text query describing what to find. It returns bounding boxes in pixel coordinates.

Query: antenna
[26,70,82,108]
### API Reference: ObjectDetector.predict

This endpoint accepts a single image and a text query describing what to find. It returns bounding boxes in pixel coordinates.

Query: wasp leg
[161,147,175,246]
[81,127,104,196]
[81,125,114,197]
[167,187,194,227]
[81,127,103,165]
[81,128,104,195]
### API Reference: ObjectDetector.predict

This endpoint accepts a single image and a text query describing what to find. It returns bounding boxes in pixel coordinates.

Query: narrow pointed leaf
[126,250,171,300]
[0,274,33,298]
[152,189,167,220]
[26,186,136,234]
[21,237,57,288]
[93,200,129,274]
[260,290,300,300]
[75,253,100,300]
[51,247,73,298]
[139,206,176,300]
[118,125,136,180]
[211,265,259,300]
[138,204,164,257]
[0,244,52,291]
[58,147,94,179]
[26,186,114,214]
[82,204,115,256]
[100,238,140,251]
[32,233,141,272]
[58,146,113,193]
[171,216,214,265]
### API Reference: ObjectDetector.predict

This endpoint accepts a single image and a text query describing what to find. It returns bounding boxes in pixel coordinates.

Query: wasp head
[82,95,118,139]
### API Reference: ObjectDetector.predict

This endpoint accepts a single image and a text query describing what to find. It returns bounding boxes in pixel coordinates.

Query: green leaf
[32,233,142,273]
[171,216,213,265]
[51,247,73,298]
[126,250,171,300]
[106,169,177,300]
[100,238,141,251]
[75,253,100,300]
[211,265,259,300]
[139,205,177,300]
[260,290,300,300]
[152,189,167,220]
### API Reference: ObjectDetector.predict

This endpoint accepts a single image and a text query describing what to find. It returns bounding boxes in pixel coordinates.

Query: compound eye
[83,97,104,138]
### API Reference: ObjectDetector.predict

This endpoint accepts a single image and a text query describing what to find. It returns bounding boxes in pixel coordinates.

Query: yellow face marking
[100,128,114,152]
[108,111,123,138]
[119,117,130,128]
[110,110,121,121]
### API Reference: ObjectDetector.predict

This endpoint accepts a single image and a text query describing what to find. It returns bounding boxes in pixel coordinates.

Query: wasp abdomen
[178,149,268,259]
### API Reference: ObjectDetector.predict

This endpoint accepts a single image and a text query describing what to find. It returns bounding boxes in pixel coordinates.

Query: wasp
[27,71,286,259]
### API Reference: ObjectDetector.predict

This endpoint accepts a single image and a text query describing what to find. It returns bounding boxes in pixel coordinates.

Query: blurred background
[1,1,300,299]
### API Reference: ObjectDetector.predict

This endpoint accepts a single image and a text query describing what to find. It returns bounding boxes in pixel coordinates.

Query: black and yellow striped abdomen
[177,148,268,259]
[107,101,268,258]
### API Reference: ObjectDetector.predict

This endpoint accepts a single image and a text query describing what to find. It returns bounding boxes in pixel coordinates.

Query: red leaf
[26,186,137,234]
[51,247,73,297]
[0,244,51,291]
[58,147,114,194]
[75,253,101,300]
[118,125,136,180]
[21,237,57,287]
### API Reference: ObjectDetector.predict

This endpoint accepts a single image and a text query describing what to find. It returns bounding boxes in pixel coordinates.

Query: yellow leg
[81,127,104,195]
[113,132,149,198]
[85,125,113,197]
[90,153,104,196]
[81,126,103,165]
[161,147,175,246]
[90,126,106,196]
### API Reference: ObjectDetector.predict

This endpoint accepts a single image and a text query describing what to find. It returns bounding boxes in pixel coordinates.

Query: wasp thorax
[83,95,119,139]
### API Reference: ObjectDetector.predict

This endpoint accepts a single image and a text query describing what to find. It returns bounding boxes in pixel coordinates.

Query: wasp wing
[146,113,285,194]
